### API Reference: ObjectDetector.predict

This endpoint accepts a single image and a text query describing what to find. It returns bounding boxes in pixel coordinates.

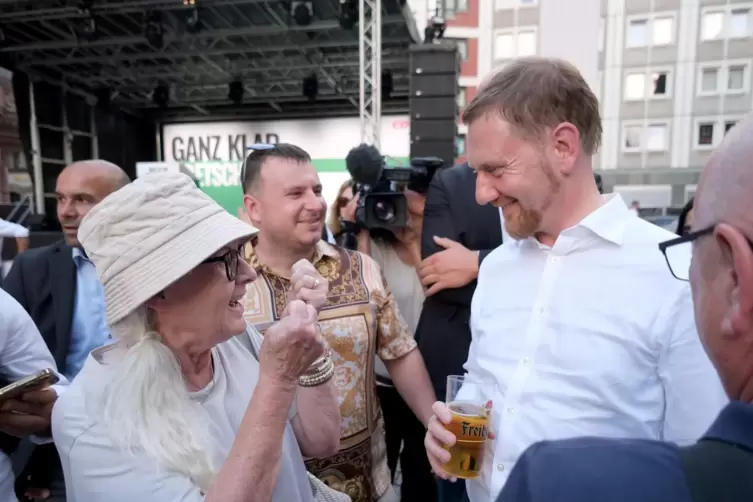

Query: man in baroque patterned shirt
[239,143,437,502]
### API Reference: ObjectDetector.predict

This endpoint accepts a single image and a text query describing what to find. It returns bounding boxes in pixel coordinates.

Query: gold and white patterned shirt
[242,240,417,502]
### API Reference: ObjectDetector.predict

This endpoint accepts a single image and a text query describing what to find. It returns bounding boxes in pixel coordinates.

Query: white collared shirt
[0,219,28,239]
[0,219,29,266]
[466,194,727,502]
[0,290,69,502]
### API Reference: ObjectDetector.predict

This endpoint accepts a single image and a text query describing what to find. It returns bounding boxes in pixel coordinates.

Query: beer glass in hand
[443,375,492,480]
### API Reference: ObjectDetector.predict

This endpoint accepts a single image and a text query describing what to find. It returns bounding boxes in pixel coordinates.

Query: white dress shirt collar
[507,194,631,253]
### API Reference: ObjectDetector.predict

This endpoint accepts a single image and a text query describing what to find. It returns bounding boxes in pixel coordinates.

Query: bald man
[495,113,753,502]
[3,159,129,376]
[2,160,128,501]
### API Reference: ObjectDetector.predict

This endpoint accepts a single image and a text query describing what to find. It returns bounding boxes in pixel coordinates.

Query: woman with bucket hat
[50,173,342,502]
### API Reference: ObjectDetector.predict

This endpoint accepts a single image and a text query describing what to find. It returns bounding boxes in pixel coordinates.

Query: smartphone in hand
[0,369,59,404]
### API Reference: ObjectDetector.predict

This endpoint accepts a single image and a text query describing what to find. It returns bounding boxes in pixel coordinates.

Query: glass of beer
[442,375,492,480]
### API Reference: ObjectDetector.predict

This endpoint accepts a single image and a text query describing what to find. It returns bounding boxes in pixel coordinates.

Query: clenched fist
[286,259,329,312]
[259,299,327,386]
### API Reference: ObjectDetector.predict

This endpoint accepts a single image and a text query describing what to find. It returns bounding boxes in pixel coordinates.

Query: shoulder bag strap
[679,439,753,502]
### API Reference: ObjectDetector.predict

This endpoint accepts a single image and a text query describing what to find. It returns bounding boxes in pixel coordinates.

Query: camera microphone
[345,144,384,187]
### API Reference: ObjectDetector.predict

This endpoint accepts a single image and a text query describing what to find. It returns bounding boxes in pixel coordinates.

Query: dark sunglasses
[202,245,244,281]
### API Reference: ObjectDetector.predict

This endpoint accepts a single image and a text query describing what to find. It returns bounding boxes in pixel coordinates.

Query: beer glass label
[460,422,488,438]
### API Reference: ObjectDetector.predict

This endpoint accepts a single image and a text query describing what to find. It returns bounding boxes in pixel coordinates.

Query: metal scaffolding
[0,0,417,120]
[358,0,382,147]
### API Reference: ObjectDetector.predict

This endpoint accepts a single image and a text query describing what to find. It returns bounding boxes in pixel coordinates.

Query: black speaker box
[410,96,457,120]
[410,140,457,167]
[409,43,460,167]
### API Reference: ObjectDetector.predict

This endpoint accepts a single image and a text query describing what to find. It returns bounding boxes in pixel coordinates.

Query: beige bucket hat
[78,172,258,326]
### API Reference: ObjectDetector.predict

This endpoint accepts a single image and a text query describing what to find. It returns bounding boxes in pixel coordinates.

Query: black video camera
[345,144,443,231]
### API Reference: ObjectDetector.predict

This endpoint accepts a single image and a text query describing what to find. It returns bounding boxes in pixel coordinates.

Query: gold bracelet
[299,357,335,387]
[303,350,331,376]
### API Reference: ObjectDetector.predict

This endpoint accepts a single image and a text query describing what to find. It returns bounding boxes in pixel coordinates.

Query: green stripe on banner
[185,157,411,215]
[313,157,410,172]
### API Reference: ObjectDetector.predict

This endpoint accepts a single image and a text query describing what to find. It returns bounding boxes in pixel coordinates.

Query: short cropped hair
[462,57,602,156]
[241,143,312,194]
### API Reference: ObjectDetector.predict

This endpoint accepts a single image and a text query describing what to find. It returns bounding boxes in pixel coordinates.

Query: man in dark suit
[496,113,753,502]
[416,162,502,502]
[2,159,129,501]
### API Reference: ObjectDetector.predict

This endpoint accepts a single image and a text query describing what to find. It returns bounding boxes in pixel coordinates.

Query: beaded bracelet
[299,357,335,387]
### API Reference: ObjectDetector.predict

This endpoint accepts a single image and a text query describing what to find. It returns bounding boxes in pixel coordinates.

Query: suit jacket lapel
[48,242,77,370]
[486,204,503,245]
[462,164,504,246]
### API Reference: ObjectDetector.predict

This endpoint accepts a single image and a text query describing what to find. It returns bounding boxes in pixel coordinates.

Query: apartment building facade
[416,0,753,207]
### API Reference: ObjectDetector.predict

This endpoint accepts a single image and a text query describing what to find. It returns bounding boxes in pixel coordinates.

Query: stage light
[302,73,318,100]
[153,84,169,107]
[228,80,244,104]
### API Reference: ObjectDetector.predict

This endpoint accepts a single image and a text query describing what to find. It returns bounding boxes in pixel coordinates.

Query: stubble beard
[503,158,560,240]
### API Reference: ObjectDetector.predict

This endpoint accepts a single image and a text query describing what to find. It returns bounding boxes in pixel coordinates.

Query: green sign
[185,157,410,216]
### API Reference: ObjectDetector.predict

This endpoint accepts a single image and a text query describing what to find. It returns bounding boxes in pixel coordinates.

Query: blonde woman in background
[327,179,355,244]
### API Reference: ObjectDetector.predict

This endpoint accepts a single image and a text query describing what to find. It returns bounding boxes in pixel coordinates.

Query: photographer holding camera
[334,147,438,502]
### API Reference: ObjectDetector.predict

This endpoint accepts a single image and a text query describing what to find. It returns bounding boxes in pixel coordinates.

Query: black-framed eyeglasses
[202,245,244,281]
[240,143,276,184]
[658,225,715,281]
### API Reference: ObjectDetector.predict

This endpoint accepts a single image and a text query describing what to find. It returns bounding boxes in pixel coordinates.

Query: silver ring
[313,278,320,289]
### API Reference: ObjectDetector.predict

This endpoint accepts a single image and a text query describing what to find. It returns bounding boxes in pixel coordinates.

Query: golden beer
[442,401,490,479]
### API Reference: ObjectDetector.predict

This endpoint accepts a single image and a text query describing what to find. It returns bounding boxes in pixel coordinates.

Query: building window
[623,125,643,151]
[652,71,668,96]
[626,14,675,48]
[495,33,514,59]
[698,62,751,95]
[728,64,746,90]
[697,123,715,146]
[646,124,667,151]
[653,16,674,45]
[517,30,537,56]
[622,123,669,152]
[494,28,537,60]
[455,40,468,61]
[625,74,645,100]
[624,70,671,100]
[457,88,467,108]
[701,67,719,93]
[446,0,468,14]
[702,11,724,40]
[701,6,752,40]
[730,8,751,37]
[693,117,743,148]
[627,19,648,47]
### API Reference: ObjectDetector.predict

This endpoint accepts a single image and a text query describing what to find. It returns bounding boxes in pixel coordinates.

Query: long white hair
[89,306,216,492]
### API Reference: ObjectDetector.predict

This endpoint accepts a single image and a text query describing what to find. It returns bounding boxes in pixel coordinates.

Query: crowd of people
[0,56,751,502]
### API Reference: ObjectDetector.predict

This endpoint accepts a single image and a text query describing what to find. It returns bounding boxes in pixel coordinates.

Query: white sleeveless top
[51,330,314,502]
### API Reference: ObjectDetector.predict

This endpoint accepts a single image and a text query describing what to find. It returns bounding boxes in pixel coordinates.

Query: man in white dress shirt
[423,57,728,502]
[0,218,28,280]
[0,289,68,502]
